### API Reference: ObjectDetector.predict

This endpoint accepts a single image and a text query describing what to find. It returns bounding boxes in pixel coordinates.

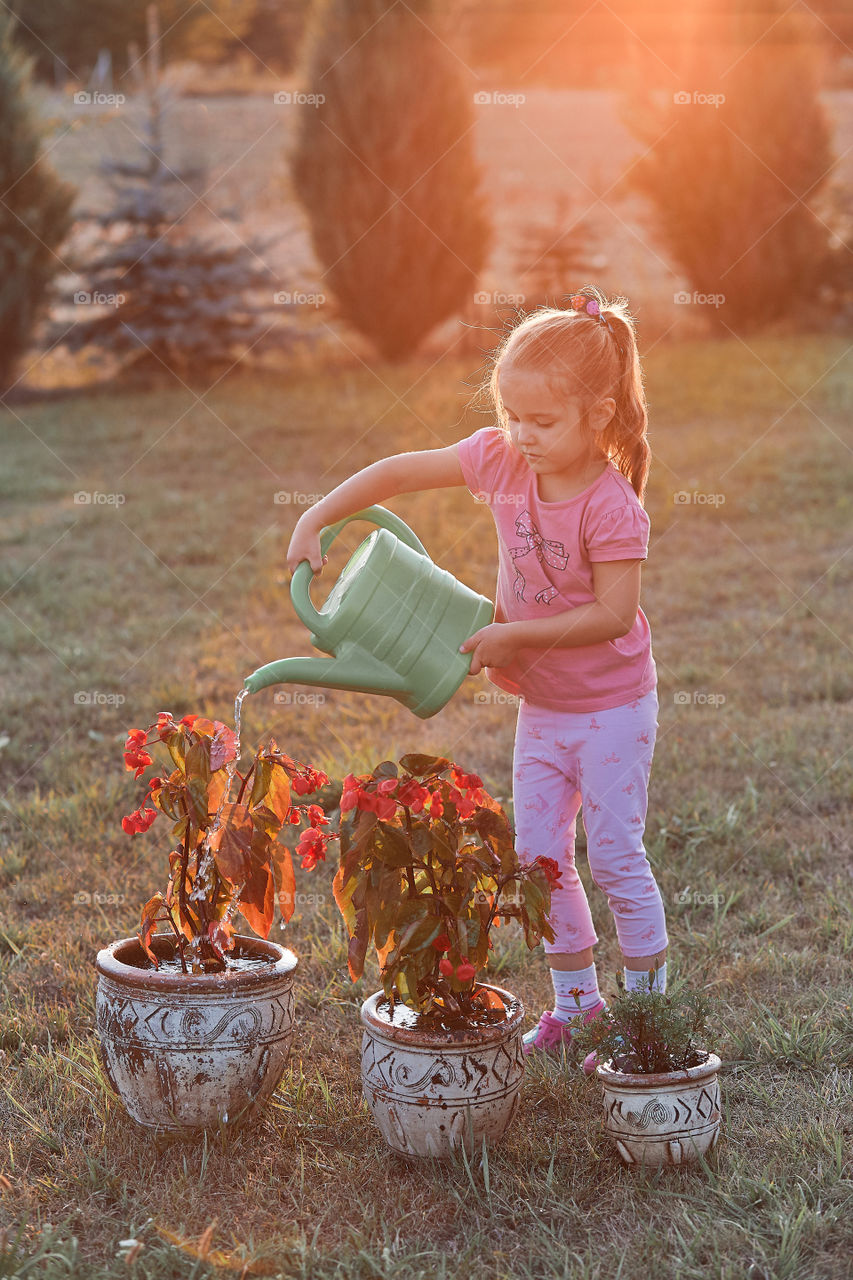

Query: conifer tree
[622,3,836,332]
[291,0,491,361]
[51,74,288,379]
[0,13,75,392]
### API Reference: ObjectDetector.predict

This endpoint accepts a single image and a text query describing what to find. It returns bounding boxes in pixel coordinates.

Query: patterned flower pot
[595,1051,722,1166]
[95,934,297,1132]
[360,985,524,1159]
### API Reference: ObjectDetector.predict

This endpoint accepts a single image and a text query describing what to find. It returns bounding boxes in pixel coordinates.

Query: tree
[621,1,838,333]
[48,14,293,381]
[0,13,75,392]
[9,1,257,83]
[290,0,491,361]
[512,193,604,312]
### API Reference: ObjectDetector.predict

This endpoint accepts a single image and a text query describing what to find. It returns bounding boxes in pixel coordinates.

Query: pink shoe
[582,1049,600,1076]
[522,999,607,1057]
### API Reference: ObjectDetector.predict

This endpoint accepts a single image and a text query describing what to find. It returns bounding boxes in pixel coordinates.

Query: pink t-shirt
[456,426,657,713]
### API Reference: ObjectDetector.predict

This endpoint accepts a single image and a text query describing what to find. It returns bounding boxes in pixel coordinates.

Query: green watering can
[243,506,494,719]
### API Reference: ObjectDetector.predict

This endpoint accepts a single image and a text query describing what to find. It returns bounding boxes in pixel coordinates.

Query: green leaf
[399,753,450,778]
[371,822,414,868]
[373,760,398,780]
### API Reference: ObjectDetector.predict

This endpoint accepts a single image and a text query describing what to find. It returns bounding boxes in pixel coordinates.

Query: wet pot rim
[95,933,297,993]
[595,1049,721,1089]
[360,983,524,1049]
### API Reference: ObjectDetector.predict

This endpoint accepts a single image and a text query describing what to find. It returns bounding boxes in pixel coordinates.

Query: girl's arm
[286,445,465,573]
[460,560,643,675]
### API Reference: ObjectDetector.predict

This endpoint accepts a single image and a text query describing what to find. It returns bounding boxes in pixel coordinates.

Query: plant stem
[236,763,253,806]
[163,906,188,974]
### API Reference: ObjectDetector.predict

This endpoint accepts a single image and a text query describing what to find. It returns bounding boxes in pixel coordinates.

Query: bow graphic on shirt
[509,510,568,604]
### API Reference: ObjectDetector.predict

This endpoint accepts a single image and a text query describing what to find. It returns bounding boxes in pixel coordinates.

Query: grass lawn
[0,334,851,1278]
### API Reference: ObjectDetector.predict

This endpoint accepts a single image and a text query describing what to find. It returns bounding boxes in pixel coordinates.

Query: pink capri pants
[512,688,668,958]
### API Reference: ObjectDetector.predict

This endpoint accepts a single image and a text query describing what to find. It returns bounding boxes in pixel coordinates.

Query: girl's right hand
[286,513,328,575]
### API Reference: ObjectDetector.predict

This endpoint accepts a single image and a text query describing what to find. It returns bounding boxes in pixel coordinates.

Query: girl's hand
[459,623,522,676]
[286,512,328,575]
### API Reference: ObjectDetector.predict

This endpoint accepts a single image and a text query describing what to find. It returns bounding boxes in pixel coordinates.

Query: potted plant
[571,972,722,1166]
[318,753,560,1159]
[95,710,332,1132]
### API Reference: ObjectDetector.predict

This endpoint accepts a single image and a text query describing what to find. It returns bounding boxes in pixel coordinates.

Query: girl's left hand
[459,623,522,676]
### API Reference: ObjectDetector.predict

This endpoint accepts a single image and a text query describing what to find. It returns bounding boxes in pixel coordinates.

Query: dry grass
[0,334,851,1278]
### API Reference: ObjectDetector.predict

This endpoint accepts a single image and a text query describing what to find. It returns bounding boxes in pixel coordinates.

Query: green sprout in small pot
[328,753,561,1026]
[570,969,714,1074]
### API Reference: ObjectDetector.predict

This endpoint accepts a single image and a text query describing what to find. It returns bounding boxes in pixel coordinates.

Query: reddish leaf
[347,907,370,981]
[261,767,291,825]
[188,717,217,738]
[210,723,238,771]
[238,863,275,939]
[271,839,296,923]
[208,803,254,884]
[138,892,166,967]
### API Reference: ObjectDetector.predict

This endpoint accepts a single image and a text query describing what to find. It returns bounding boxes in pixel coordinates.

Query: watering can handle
[289,505,429,634]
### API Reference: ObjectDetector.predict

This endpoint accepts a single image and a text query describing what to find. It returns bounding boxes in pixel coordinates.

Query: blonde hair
[481,286,650,503]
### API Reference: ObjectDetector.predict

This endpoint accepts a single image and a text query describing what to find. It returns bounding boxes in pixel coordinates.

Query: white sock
[624,960,667,994]
[550,962,602,1023]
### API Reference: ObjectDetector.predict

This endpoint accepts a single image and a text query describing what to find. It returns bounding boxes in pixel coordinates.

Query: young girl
[286,286,668,1056]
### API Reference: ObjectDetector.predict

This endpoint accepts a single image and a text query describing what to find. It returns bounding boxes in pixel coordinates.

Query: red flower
[125,728,147,746]
[123,748,154,778]
[340,788,359,814]
[439,958,454,977]
[423,790,443,818]
[156,712,175,740]
[455,961,476,983]
[306,804,329,828]
[180,714,199,730]
[451,766,482,792]
[449,786,475,819]
[432,933,451,952]
[292,774,317,796]
[533,855,563,889]
[397,780,428,812]
[356,789,376,813]
[374,794,397,821]
[297,826,327,871]
[376,778,397,795]
[121,806,157,835]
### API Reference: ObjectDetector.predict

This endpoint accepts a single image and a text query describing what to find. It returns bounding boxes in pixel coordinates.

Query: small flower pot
[360,985,524,1159]
[95,934,297,1132]
[595,1051,722,1166]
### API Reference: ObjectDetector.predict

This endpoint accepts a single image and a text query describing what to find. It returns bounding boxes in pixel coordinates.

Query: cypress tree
[0,13,75,392]
[291,0,491,361]
[622,2,836,333]
[51,77,288,380]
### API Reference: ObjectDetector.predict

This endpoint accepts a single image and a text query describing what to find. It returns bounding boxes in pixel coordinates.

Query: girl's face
[498,363,613,482]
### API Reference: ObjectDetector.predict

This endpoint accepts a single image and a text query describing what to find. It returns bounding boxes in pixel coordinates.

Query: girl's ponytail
[597,309,650,504]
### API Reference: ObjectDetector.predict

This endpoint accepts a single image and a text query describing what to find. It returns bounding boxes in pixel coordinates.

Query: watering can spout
[243,649,408,699]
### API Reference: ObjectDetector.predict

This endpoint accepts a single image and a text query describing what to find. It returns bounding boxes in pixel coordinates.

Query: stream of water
[189,686,250,911]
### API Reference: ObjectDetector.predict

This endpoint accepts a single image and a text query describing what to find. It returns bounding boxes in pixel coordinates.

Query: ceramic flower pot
[360,984,524,1159]
[95,934,297,1132]
[595,1051,722,1166]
